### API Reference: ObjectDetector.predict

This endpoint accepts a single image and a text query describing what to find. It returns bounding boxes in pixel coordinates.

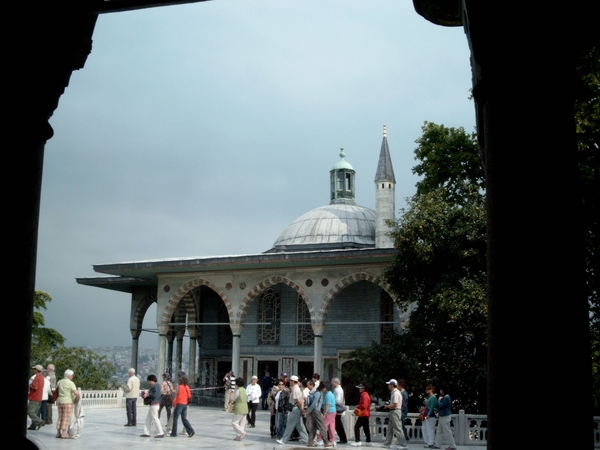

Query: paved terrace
[26,406,487,450]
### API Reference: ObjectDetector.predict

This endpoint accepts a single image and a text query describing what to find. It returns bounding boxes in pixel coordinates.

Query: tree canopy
[346,122,488,413]
[31,290,116,390]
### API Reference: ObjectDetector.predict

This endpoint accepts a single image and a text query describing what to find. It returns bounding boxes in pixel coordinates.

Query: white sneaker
[397,446,408,450]
[317,441,324,447]
[350,443,362,447]
[276,439,285,445]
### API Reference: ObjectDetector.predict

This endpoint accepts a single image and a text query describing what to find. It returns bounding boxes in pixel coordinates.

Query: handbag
[353,407,364,417]
[418,406,428,421]
[335,403,346,413]
[225,402,234,413]
[52,386,59,403]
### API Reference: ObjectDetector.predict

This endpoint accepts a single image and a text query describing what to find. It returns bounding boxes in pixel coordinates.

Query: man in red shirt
[28,365,45,430]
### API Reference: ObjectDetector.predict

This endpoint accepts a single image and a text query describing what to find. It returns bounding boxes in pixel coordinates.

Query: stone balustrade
[79,389,143,408]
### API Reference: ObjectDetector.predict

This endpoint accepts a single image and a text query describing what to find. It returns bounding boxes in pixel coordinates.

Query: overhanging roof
[76,248,397,293]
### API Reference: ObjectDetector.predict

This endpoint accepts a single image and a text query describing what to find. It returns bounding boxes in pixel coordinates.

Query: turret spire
[374,126,396,248]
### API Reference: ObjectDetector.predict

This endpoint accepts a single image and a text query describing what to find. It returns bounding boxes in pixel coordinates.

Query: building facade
[77,127,407,390]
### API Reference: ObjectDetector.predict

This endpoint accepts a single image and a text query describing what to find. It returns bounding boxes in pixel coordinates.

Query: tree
[31,290,116,390]
[31,290,65,364]
[575,43,599,412]
[48,346,116,390]
[347,123,488,413]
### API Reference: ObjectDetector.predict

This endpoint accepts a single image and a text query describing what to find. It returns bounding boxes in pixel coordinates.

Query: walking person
[332,377,348,444]
[398,379,410,442]
[382,379,408,450]
[55,369,80,439]
[231,377,249,440]
[169,375,195,438]
[351,383,371,447]
[275,379,291,439]
[140,374,165,438]
[246,375,262,428]
[27,365,45,431]
[46,363,56,424]
[276,375,309,445]
[323,382,337,446]
[158,373,174,422]
[430,382,457,450]
[422,384,438,448]
[306,381,333,447]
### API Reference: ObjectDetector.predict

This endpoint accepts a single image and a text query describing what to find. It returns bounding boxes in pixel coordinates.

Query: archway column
[157,324,169,378]
[312,321,324,375]
[230,324,243,377]
[130,329,141,371]
[188,327,197,386]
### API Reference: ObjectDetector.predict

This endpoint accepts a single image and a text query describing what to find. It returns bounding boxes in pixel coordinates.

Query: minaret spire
[375,125,396,248]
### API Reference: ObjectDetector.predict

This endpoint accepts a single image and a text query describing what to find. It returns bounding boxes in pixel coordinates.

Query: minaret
[374,125,396,248]
[330,148,356,205]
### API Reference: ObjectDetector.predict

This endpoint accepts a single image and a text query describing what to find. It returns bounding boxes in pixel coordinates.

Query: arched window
[297,295,314,346]
[257,287,281,345]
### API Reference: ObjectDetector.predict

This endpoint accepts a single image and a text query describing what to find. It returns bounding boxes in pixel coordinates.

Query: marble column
[312,321,324,375]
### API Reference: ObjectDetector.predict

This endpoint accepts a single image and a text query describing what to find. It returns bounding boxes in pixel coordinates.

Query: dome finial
[339,147,345,159]
[383,124,387,137]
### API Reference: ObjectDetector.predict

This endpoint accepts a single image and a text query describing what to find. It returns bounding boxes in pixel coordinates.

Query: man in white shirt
[332,377,348,444]
[277,375,308,445]
[382,379,407,449]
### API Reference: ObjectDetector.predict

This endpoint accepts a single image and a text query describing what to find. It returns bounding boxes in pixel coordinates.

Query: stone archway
[159,277,232,327]
[238,275,315,325]
[318,271,396,322]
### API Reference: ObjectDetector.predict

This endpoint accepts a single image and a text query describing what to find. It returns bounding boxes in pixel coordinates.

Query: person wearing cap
[246,375,262,428]
[382,379,408,449]
[351,383,371,446]
[27,365,46,430]
[276,375,308,445]
[332,377,348,444]
[122,368,140,426]
[56,369,80,438]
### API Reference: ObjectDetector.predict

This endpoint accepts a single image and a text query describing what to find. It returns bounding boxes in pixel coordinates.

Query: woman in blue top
[306,381,333,447]
[322,382,337,445]
[431,382,456,450]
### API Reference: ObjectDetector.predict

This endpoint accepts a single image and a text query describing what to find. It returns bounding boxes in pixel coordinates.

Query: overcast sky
[36,0,476,350]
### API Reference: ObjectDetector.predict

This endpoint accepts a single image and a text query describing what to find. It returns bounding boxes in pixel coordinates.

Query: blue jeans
[172,404,194,436]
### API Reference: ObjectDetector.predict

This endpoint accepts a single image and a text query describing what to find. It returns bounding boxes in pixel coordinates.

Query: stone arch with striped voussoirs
[237,275,315,325]
[318,272,399,322]
[131,289,156,337]
[159,278,232,327]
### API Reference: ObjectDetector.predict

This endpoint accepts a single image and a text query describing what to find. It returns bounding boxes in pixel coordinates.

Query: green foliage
[412,121,484,201]
[31,290,116,390]
[349,122,488,413]
[31,291,65,364]
[576,43,600,412]
[48,346,116,390]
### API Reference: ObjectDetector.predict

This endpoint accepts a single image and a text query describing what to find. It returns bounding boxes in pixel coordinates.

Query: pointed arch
[159,278,231,326]
[131,289,156,336]
[238,275,315,325]
[318,272,397,322]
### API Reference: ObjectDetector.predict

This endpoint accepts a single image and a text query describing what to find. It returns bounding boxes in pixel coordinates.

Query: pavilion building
[77,126,408,392]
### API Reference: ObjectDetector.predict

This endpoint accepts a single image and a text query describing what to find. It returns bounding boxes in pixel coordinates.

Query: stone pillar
[157,324,169,379]
[175,326,185,375]
[166,329,175,376]
[230,324,243,377]
[188,328,197,386]
[312,321,324,375]
[130,329,141,371]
